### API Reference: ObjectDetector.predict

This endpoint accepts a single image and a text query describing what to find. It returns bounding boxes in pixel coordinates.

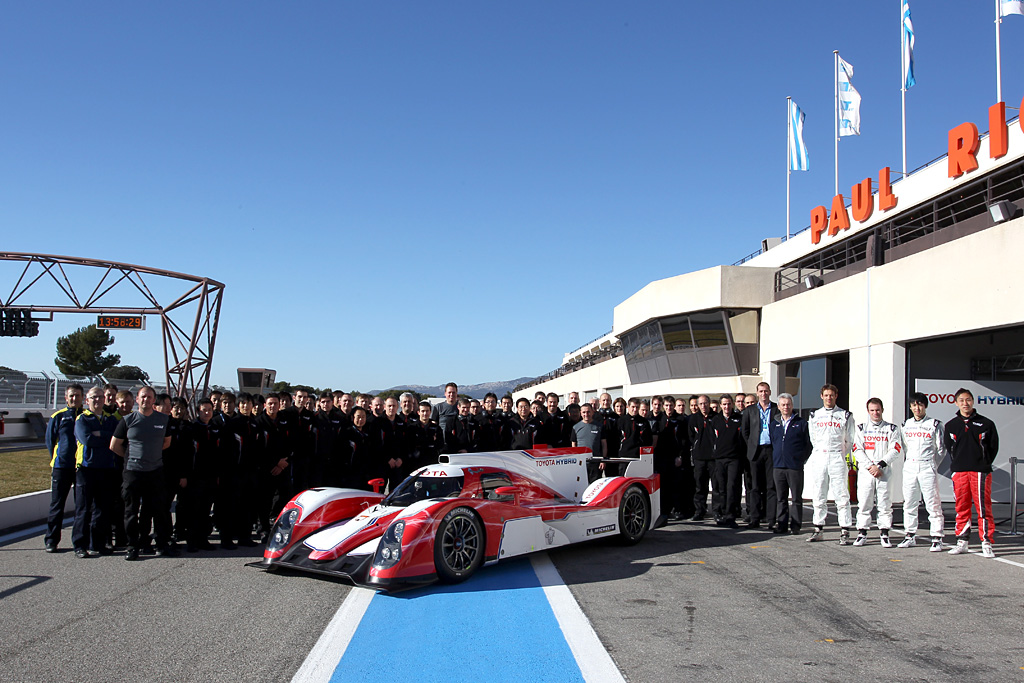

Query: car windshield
[383,475,465,507]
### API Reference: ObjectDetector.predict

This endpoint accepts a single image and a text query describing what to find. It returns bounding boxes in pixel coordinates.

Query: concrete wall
[760,217,1024,423]
[0,489,72,533]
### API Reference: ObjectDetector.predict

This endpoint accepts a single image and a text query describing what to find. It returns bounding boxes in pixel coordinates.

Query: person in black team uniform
[396,394,421,476]
[313,393,345,487]
[670,398,695,520]
[372,397,404,492]
[712,395,745,528]
[184,399,222,551]
[256,393,294,538]
[413,401,445,465]
[340,406,376,490]
[616,398,652,476]
[229,393,261,546]
[289,392,315,493]
[689,395,716,521]
[444,399,480,454]
[541,393,574,447]
[595,393,621,462]
[511,399,546,450]
[653,396,681,518]
[478,393,503,451]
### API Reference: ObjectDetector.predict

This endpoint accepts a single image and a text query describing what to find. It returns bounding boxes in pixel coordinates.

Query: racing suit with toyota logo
[901,415,946,538]
[852,419,903,531]
[807,406,857,529]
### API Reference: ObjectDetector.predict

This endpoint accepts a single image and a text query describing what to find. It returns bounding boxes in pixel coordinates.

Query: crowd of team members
[42,377,1000,561]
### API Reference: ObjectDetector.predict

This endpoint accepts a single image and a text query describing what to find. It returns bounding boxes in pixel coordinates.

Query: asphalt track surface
[2,502,1023,682]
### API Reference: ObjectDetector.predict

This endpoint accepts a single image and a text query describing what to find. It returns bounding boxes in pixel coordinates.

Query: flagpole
[996,0,1004,103]
[834,50,840,196]
[787,97,792,240]
[901,1,907,177]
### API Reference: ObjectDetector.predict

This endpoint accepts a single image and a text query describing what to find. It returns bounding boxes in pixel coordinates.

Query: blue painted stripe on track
[330,559,585,683]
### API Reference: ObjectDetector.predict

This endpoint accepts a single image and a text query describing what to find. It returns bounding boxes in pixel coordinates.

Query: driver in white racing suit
[852,398,903,548]
[806,384,857,544]
[899,391,947,551]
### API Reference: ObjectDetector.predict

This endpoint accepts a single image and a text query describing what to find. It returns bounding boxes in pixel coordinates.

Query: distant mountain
[371,377,536,399]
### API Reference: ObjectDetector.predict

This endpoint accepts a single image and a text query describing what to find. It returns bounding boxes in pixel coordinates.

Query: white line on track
[530,553,626,683]
[290,587,375,683]
[0,523,49,546]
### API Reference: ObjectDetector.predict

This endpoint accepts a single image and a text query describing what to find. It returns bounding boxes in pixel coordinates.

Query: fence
[0,369,166,410]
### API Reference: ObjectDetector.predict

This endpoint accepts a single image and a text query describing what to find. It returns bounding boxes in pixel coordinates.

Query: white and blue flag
[902,0,916,89]
[837,55,861,137]
[1001,1,1024,17]
[788,100,809,171]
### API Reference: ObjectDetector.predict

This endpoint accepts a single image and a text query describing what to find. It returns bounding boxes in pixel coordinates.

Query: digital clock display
[96,315,146,330]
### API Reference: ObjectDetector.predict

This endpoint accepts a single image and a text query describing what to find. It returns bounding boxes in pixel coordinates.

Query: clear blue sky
[2,1,1022,391]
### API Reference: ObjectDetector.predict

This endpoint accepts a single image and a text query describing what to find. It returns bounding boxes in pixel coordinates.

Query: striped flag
[789,100,809,171]
[837,55,861,136]
[902,0,916,89]
[1002,1,1024,17]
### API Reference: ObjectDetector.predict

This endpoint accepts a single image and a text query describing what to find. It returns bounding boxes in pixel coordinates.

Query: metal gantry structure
[0,252,225,400]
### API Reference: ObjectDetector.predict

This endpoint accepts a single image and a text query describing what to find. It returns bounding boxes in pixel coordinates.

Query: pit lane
[2,504,1023,682]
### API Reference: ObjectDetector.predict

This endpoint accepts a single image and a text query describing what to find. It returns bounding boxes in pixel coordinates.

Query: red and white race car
[254,447,663,590]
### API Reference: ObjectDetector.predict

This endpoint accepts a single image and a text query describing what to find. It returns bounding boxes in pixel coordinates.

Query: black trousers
[741,457,753,519]
[773,467,804,531]
[693,459,714,517]
[749,445,777,525]
[183,479,216,544]
[712,458,743,522]
[46,466,76,546]
[122,468,171,549]
[261,472,293,535]
[72,467,118,551]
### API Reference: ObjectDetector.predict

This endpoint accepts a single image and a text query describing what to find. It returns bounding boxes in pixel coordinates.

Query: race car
[253,446,663,590]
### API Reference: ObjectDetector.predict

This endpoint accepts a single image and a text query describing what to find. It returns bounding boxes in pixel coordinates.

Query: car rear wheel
[434,507,484,583]
[618,485,650,545]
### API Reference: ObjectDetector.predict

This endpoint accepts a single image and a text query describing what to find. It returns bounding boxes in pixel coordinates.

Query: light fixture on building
[989,199,1018,224]
[803,274,824,290]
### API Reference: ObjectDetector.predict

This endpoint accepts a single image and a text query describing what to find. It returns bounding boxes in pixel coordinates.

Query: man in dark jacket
[944,388,1000,558]
[44,384,84,552]
[769,393,812,535]
[740,382,781,529]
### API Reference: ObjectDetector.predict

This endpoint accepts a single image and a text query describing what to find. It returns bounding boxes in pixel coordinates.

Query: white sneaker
[929,538,948,552]
[852,533,867,547]
[838,529,852,546]
[897,535,916,548]
[879,533,892,549]
[806,527,824,542]
[982,542,996,558]
[948,539,970,555]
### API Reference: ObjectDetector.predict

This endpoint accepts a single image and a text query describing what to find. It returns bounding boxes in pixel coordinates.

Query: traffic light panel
[0,309,40,337]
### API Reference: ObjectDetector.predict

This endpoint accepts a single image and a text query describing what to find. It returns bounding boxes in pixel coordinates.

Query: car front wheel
[434,507,484,583]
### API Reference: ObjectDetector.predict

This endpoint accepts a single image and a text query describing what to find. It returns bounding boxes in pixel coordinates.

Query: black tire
[434,507,484,583]
[618,485,650,545]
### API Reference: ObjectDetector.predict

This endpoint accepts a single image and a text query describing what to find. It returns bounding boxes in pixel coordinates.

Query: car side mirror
[494,486,517,503]
[368,478,386,494]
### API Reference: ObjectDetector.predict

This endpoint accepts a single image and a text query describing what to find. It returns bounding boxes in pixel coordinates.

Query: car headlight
[279,508,299,531]
[373,520,407,569]
[266,508,300,552]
